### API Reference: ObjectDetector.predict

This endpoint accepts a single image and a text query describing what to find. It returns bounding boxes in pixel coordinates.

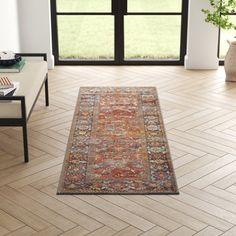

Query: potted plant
[202,0,236,81]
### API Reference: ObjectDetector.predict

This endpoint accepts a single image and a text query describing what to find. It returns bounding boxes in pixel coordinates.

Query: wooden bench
[0,53,49,162]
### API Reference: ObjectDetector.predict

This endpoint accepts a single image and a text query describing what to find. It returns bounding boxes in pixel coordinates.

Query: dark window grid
[51,0,188,65]
[55,12,183,15]
[218,12,236,65]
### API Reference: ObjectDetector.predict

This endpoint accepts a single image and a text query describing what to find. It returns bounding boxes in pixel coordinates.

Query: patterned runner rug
[57,87,178,194]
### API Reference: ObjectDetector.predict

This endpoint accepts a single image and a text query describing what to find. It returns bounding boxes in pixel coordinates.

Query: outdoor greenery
[57,0,181,60]
[56,0,235,60]
[202,0,236,58]
[202,0,236,30]
[220,15,236,57]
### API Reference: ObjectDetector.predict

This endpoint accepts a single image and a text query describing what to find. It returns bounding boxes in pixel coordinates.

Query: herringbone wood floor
[1,66,236,235]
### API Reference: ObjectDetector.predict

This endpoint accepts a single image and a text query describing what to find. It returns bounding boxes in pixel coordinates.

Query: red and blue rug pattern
[57,87,178,194]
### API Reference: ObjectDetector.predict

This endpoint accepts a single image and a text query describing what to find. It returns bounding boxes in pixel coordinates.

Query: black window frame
[218,12,236,65]
[51,0,189,65]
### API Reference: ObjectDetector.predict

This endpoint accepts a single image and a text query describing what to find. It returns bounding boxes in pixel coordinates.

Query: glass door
[51,0,188,65]
[51,0,115,63]
[125,0,184,61]
[219,14,236,61]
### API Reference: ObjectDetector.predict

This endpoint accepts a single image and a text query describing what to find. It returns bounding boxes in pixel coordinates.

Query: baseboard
[184,55,219,70]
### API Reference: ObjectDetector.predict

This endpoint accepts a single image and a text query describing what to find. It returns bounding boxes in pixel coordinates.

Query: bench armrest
[0,96,26,126]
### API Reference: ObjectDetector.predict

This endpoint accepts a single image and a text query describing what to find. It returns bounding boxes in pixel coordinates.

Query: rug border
[57,191,179,195]
[149,87,179,194]
[57,88,84,194]
[57,87,179,195]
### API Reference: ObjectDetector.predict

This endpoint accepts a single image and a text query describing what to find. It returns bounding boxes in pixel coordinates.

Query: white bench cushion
[0,61,48,119]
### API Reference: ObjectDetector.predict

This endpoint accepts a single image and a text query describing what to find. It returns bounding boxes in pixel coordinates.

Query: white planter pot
[225,40,236,82]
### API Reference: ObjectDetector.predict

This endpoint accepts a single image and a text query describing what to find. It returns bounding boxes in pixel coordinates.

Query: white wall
[17,0,54,69]
[0,0,20,52]
[185,0,219,69]
[1,0,220,70]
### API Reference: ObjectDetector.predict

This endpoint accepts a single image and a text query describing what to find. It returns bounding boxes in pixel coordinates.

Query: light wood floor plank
[42,185,129,231]
[77,195,155,231]
[172,192,236,225]
[30,173,60,190]
[60,226,89,236]
[0,195,50,231]
[101,195,180,231]
[140,226,168,236]
[182,186,236,214]
[34,226,62,236]
[175,154,218,178]
[204,185,236,204]
[0,226,9,236]
[0,186,76,231]
[0,156,62,187]
[18,186,103,231]
[113,226,142,236]
[194,226,222,236]
[213,172,236,189]
[148,195,232,231]
[221,226,236,236]
[86,226,116,236]
[9,164,61,189]
[226,185,236,194]
[190,157,236,189]
[166,226,195,236]
[177,154,236,188]
[124,195,206,231]
[173,154,199,169]
[5,226,36,236]
[0,66,236,235]
[0,209,24,231]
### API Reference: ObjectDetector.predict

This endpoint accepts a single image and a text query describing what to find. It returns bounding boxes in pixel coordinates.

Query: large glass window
[128,0,182,12]
[57,0,111,12]
[51,0,188,65]
[58,16,114,60]
[125,16,181,60]
[219,15,236,59]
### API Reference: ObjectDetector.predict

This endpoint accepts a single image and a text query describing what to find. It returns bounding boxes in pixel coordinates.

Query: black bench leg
[22,122,29,163]
[21,97,29,162]
[45,74,49,107]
